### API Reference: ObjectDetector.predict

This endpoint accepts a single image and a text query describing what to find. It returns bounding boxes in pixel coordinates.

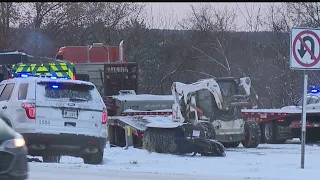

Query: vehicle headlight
[3,138,26,148]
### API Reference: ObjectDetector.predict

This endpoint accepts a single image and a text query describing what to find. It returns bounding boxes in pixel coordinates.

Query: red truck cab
[55,42,125,63]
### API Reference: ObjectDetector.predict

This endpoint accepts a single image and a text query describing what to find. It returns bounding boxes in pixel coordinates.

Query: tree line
[1,2,320,108]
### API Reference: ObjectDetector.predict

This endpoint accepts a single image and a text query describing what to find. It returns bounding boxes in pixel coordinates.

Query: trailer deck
[242,106,320,114]
[108,114,172,134]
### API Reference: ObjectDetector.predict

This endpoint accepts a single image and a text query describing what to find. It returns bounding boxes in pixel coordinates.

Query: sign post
[290,27,320,169]
[301,71,308,169]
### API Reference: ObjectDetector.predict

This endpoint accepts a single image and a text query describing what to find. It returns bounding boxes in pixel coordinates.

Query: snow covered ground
[29,139,320,180]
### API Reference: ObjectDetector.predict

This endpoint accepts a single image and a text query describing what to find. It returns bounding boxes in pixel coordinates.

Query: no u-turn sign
[290,27,320,69]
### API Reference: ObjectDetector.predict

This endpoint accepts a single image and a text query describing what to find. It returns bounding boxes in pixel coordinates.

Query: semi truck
[55,41,126,95]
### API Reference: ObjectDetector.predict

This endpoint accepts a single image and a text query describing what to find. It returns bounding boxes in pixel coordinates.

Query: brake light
[22,103,36,119]
[102,108,108,124]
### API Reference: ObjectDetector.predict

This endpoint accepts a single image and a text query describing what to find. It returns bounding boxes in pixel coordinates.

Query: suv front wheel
[83,150,104,165]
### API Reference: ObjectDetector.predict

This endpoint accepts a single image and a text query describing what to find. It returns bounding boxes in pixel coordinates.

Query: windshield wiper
[69,97,88,101]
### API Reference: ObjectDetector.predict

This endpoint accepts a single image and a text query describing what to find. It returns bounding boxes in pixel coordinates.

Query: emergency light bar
[308,85,320,94]
[11,73,71,80]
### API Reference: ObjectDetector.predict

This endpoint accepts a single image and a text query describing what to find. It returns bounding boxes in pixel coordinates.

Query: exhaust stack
[119,40,124,63]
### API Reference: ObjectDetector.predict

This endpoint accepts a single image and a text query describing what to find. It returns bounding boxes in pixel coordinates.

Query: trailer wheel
[241,120,261,148]
[262,122,274,144]
[143,127,183,154]
[261,122,287,144]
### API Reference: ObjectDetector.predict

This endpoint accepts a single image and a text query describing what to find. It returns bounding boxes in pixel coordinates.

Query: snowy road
[30,165,245,180]
[30,165,211,180]
[29,140,320,180]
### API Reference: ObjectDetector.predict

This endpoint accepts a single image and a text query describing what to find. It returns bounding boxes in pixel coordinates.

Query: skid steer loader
[143,77,261,157]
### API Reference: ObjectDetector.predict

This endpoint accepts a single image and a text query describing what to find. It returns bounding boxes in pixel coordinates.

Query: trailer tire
[261,122,286,144]
[241,120,261,148]
[143,127,183,154]
[262,122,274,144]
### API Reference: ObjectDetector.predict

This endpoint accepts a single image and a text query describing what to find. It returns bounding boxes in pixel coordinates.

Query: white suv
[0,76,107,164]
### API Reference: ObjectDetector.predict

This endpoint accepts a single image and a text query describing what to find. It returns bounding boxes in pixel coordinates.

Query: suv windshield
[38,82,94,101]
[297,95,320,106]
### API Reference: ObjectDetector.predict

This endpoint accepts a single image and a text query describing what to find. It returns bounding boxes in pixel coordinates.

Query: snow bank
[29,141,320,180]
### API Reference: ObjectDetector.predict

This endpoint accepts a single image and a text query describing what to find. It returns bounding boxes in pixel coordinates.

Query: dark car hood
[0,120,16,144]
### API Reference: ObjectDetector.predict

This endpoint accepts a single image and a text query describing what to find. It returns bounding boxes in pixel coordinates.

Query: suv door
[0,83,15,126]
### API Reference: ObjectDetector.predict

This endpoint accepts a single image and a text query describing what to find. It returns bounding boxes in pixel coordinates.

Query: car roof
[1,77,95,86]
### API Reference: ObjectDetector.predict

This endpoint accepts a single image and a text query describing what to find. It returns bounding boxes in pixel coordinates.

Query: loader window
[195,89,215,119]
[217,81,237,96]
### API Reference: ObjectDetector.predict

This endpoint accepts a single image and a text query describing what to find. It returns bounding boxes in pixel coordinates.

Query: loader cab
[194,77,252,120]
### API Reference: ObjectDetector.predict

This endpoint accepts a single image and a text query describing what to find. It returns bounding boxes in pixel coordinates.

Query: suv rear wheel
[83,150,104,165]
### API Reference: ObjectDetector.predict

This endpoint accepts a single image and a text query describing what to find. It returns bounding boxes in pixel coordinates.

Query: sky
[144,2,279,31]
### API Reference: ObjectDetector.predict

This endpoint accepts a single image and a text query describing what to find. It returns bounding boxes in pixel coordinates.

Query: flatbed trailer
[104,93,174,148]
[241,107,320,143]
[107,111,172,148]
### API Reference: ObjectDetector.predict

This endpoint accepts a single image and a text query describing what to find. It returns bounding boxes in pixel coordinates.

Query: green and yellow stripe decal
[11,62,74,79]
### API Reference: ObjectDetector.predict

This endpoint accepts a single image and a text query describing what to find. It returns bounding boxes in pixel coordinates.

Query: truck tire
[262,122,274,144]
[143,127,183,154]
[241,120,261,148]
[261,122,287,144]
[222,141,240,148]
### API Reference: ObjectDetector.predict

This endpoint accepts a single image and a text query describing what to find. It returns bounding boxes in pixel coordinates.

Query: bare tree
[0,2,20,49]
[178,3,237,77]
[32,2,66,30]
